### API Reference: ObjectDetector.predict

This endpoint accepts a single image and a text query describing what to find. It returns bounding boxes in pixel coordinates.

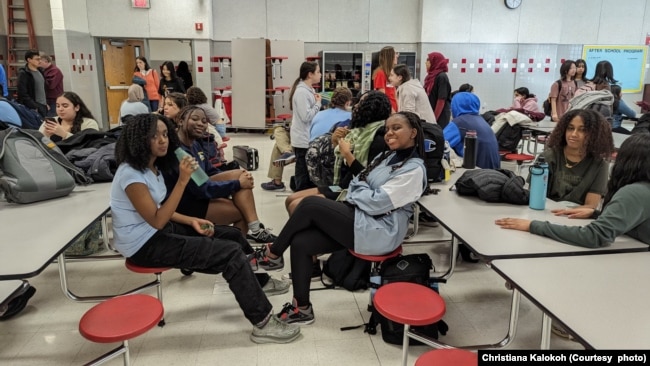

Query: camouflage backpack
[306,132,335,187]
[65,219,104,256]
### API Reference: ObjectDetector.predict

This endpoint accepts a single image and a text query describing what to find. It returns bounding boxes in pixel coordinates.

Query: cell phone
[44,117,57,124]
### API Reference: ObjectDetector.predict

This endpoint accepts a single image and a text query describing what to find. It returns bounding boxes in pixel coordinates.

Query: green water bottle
[174,148,209,186]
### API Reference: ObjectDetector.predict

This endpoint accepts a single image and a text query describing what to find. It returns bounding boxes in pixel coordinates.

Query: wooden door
[101,39,144,126]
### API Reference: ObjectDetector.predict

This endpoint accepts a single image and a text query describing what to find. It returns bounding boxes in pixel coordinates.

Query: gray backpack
[0,127,92,204]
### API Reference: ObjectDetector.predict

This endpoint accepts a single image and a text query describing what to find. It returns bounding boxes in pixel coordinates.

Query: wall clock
[505,0,522,9]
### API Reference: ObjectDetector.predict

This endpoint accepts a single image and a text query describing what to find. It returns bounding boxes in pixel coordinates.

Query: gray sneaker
[250,314,300,344]
[262,277,290,296]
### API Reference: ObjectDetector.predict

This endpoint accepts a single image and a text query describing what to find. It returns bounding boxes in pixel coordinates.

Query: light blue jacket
[346,152,426,255]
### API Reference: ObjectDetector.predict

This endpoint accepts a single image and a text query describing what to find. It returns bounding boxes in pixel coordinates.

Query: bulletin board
[582,45,647,93]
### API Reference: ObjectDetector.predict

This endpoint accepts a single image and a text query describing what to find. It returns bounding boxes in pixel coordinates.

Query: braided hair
[358,111,424,182]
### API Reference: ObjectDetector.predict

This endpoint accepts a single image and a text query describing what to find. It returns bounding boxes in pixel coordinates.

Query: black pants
[270,196,355,306]
[129,222,272,325]
[293,147,315,192]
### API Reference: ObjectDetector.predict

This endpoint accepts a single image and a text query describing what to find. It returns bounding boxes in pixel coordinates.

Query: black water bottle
[462,130,478,169]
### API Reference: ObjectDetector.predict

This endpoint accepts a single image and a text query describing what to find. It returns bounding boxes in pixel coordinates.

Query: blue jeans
[46,101,57,117]
[149,100,159,113]
[129,222,272,325]
[215,123,227,138]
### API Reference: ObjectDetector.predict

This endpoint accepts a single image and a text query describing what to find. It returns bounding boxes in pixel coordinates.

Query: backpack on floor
[365,253,448,345]
[0,281,36,320]
[321,249,371,291]
[64,219,105,256]
[421,122,445,183]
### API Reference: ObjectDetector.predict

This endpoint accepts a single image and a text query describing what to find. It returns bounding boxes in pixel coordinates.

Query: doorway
[100,39,144,126]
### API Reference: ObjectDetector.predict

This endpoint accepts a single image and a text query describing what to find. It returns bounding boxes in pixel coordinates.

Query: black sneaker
[277,299,315,325]
[261,180,286,192]
[252,244,285,271]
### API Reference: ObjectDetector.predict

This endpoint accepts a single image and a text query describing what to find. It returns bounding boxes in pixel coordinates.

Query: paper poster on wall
[582,45,647,93]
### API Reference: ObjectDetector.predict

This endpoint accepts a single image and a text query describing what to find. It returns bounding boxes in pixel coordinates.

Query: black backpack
[365,254,448,345]
[321,249,371,291]
[421,122,445,183]
[495,123,523,152]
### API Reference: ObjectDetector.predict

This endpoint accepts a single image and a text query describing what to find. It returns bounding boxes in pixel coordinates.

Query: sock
[248,220,261,233]
[255,310,273,328]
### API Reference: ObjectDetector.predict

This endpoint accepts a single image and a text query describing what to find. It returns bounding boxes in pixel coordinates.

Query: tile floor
[1,130,594,366]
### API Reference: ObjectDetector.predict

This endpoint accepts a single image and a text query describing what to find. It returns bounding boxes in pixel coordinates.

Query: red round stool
[125,259,171,326]
[349,246,402,310]
[79,294,163,365]
[374,282,446,366]
[415,348,477,366]
[504,153,535,175]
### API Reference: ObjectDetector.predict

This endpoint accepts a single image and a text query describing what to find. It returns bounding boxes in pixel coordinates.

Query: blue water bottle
[529,156,549,210]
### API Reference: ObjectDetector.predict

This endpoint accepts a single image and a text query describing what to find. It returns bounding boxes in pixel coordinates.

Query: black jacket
[17,65,46,115]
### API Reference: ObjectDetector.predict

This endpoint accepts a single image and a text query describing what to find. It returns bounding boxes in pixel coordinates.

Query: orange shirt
[134,69,161,102]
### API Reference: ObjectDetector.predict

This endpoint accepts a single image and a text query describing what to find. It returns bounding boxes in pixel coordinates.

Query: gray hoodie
[289,81,321,148]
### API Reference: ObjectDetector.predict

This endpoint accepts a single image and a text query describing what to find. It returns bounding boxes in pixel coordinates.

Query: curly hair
[185,86,208,105]
[545,109,614,159]
[57,91,96,134]
[115,113,179,173]
[350,90,391,128]
[358,111,425,182]
[329,87,352,109]
[603,133,650,207]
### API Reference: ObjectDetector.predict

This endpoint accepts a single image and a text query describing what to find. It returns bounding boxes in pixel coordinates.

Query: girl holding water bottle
[495,133,650,248]
[109,113,300,344]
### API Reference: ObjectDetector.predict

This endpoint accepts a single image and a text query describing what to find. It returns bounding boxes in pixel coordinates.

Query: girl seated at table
[496,132,650,248]
[533,109,614,210]
[110,113,299,343]
[39,91,98,141]
[253,111,428,324]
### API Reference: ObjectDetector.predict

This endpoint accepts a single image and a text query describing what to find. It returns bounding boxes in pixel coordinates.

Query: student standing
[158,61,186,97]
[549,60,577,122]
[424,52,452,129]
[289,61,322,191]
[389,64,436,123]
[372,46,398,112]
[38,53,64,117]
[133,56,161,112]
[17,50,47,117]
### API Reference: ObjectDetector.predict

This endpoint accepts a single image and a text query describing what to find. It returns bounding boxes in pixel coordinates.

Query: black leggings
[270,196,355,306]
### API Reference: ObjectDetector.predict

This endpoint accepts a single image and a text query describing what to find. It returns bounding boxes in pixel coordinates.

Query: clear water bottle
[462,130,478,169]
[529,156,549,210]
[369,268,381,304]
[174,148,209,186]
